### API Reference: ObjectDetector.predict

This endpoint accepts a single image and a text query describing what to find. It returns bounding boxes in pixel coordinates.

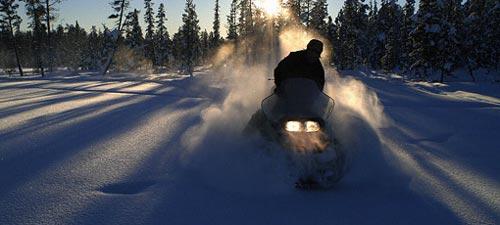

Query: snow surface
[0,70,499,225]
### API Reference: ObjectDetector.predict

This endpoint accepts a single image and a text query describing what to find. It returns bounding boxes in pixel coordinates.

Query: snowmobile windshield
[262,78,334,122]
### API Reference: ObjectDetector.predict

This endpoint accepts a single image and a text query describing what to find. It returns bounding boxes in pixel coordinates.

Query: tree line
[0,0,222,76]
[0,0,498,81]
[329,0,498,81]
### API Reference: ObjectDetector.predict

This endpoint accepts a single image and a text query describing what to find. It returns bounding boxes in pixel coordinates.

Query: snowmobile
[245,78,345,189]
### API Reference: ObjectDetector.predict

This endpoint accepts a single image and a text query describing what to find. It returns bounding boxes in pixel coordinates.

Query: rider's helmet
[307,39,324,56]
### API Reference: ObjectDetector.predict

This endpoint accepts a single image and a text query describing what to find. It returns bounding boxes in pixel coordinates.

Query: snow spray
[179,18,389,192]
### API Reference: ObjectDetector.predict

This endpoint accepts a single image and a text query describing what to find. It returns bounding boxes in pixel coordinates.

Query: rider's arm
[319,65,325,91]
[274,54,292,87]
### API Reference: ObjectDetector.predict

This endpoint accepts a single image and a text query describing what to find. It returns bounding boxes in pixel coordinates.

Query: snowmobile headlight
[305,121,321,132]
[285,121,302,132]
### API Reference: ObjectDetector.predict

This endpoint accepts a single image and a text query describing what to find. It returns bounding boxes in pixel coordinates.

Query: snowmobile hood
[262,78,334,123]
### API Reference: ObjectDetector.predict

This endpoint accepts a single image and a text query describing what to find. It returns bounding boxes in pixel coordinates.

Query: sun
[256,0,282,17]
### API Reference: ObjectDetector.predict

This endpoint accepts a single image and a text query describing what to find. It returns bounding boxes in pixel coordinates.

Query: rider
[274,39,325,92]
[244,39,326,135]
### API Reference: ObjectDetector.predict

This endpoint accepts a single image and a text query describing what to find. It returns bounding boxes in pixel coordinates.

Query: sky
[18,0,408,36]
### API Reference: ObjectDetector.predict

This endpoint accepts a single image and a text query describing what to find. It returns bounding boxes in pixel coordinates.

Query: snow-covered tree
[41,0,62,72]
[155,3,170,68]
[81,26,101,70]
[326,16,337,64]
[381,0,402,71]
[285,0,301,22]
[211,0,222,47]
[115,8,147,71]
[301,0,313,26]
[102,0,129,75]
[238,0,254,38]
[24,0,47,76]
[200,29,209,63]
[409,0,443,78]
[143,0,155,65]
[400,0,415,70]
[62,21,86,70]
[462,0,490,79]
[171,27,183,66]
[124,9,143,51]
[310,0,328,35]
[366,0,384,68]
[484,0,499,71]
[333,9,347,68]
[0,0,24,76]
[180,0,200,76]
[437,0,465,81]
[226,0,238,40]
[52,23,63,66]
[100,25,115,67]
[334,0,369,69]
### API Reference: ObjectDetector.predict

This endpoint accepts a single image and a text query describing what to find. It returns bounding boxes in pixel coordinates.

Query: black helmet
[307,39,323,54]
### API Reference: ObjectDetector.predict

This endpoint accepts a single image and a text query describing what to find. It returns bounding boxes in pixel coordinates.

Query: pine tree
[171,28,183,66]
[401,0,415,71]
[181,0,201,76]
[334,9,347,68]
[310,0,328,35]
[326,16,337,64]
[52,23,63,66]
[463,0,489,79]
[356,0,370,65]
[285,0,301,21]
[439,0,464,80]
[63,21,86,70]
[102,0,129,75]
[155,3,170,68]
[15,30,31,69]
[144,0,155,65]
[24,0,46,76]
[211,0,221,47]
[409,0,443,79]
[294,0,313,26]
[0,0,24,76]
[82,26,101,70]
[227,0,238,40]
[282,0,312,26]
[238,0,253,38]
[124,9,143,51]
[101,25,115,65]
[381,0,402,71]
[335,0,369,69]
[41,0,61,72]
[200,29,209,63]
[366,0,383,68]
[484,0,499,71]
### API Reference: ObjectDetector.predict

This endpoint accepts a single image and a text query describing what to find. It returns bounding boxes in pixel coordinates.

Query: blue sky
[18,0,408,36]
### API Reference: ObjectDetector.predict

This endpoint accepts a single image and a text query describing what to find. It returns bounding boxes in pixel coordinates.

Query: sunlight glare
[256,0,282,16]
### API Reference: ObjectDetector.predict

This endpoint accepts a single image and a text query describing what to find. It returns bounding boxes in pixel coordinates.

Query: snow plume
[326,74,388,130]
[323,70,390,179]
[180,46,291,194]
[180,25,380,192]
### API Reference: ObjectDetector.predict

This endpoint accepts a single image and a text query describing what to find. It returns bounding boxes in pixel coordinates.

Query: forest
[0,0,498,82]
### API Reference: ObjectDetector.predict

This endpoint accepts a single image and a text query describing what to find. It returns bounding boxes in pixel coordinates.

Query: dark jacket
[274,50,325,91]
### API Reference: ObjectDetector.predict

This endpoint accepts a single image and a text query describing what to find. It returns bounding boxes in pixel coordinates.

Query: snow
[0,70,499,225]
